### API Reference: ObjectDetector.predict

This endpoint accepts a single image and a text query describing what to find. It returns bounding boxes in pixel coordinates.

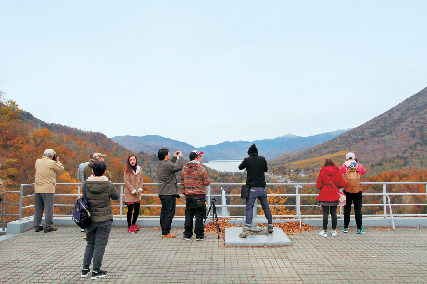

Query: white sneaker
[318,230,327,238]
[331,230,337,237]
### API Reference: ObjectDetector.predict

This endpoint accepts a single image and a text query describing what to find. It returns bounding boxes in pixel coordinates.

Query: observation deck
[0,226,426,283]
[0,182,426,282]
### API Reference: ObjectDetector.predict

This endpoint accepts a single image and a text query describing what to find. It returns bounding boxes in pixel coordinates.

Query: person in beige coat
[34,149,64,232]
[123,154,143,233]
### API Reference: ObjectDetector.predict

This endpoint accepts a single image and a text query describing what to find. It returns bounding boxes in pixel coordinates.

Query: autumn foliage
[1,91,425,224]
[0,94,149,221]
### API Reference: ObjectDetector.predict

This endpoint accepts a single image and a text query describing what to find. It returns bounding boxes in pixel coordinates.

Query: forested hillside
[0,93,246,221]
[269,88,427,177]
[0,94,160,190]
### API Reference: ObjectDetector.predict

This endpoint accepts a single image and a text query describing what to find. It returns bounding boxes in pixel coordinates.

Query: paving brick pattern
[0,226,426,283]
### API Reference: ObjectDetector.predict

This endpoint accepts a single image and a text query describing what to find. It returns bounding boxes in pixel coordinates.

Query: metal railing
[0,182,426,231]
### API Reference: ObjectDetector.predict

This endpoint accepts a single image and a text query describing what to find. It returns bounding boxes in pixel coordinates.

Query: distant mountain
[111,135,195,156]
[270,87,427,175]
[111,130,349,160]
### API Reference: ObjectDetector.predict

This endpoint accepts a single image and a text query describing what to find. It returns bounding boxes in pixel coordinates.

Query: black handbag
[241,185,249,199]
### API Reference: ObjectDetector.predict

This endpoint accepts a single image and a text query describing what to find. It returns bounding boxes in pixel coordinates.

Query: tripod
[204,198,221,239]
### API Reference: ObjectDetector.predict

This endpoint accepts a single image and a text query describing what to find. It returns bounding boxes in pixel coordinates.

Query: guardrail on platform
[0,181,425,234]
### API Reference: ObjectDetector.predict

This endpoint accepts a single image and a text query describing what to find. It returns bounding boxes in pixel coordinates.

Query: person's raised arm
[238,159,246,170]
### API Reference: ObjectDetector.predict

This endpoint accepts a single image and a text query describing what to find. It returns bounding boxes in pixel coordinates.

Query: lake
[203,160,243,172]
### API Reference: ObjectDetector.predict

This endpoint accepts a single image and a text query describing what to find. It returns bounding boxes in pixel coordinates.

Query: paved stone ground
[0,226,426,283]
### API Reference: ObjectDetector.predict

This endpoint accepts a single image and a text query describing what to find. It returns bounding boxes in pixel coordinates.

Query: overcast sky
[1,1,426,147]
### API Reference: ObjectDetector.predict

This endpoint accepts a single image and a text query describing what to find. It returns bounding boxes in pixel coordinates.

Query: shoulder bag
[326,175,346,206]
[241,185,249,199]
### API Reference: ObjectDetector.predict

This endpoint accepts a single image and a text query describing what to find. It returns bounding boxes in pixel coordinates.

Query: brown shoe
[44,226,58,233]
[162,233,176,238]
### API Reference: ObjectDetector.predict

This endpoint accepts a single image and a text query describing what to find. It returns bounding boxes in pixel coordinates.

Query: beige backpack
[344,165,362,193]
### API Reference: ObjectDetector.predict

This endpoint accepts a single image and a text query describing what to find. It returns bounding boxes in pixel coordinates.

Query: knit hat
[247,144,258,155]
[346,152,355,160]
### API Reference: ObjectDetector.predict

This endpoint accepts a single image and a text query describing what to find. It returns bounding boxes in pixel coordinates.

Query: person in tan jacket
[84,153,112,181]
[123,154,143,233]
[34,149,64,232]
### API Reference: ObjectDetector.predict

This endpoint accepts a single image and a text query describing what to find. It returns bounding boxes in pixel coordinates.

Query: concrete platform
[0,226,426,283]
[225,227,292,246]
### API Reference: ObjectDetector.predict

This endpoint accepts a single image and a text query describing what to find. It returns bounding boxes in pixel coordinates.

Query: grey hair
[44,152,54,158]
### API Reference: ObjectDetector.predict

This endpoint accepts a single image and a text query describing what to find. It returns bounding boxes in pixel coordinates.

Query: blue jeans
[245,187,273,226]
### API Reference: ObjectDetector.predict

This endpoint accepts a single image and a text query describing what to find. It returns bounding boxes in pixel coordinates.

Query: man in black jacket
[239,144,273,233]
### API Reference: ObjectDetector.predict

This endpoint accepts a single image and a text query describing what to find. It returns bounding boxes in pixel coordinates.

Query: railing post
[386,194,395,229]
[1,193,5,231]
[19,184,23,222]
[383,184,387,219]
[78,183,81,197]
[120,185,124,219]
[296,184,301,228]
[207,185,211,215]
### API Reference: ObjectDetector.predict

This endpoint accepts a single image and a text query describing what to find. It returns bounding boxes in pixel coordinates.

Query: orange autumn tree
[138,176,162,217]
[32,128,54,150]
[259,185,291,217]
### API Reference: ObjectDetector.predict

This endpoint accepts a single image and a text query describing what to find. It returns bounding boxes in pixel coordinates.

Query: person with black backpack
[81,161,119,279]
[340,152,367,234]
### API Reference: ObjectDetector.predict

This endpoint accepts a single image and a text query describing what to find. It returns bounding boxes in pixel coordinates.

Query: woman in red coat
[316,159,346,238]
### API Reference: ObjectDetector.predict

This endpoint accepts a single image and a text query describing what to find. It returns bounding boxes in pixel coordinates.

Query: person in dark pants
[157,148,184,238]
[340,152,367,234]
[181,150,211,241]
[344,191,363,231]
[238,144,274,233]
[316,159,347,238]
[81,161,119,280]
